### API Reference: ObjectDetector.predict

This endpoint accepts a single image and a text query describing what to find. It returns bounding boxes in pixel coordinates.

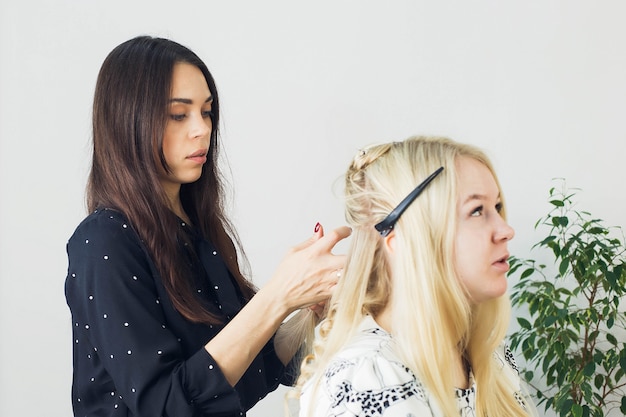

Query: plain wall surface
[1,1,625,416]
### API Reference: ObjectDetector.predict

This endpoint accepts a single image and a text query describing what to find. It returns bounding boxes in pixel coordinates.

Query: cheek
[161,131,178,163]
[454,250,473,280]
[453,226,483,278]
[454,229,471,266]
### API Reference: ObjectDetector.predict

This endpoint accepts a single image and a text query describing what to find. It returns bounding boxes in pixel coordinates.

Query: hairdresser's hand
[309,301,326,319]
[264,223,351,315]
[205,223,350,385]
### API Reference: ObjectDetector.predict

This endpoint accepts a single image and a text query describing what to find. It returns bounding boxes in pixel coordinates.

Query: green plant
[508,180,626,417]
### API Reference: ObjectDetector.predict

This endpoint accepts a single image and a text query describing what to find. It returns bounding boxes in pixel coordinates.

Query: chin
[475,284,508,304]
[182,174,202,184]
[489,286,508,301]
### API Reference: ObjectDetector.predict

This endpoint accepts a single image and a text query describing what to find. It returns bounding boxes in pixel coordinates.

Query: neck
[171,202,190,224]
[376,305,471,389]
[163,184,190,224]
[453,353,471,389]
[373,305,393,333]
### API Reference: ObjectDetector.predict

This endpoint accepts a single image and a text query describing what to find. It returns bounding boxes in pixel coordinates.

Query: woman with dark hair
[65,35,350,417]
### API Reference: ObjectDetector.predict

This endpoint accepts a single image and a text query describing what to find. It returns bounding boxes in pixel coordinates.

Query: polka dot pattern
[65,208,289,415]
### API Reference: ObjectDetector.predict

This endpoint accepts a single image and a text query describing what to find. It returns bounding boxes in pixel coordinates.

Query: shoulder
[494,343,520,374]
[70,208,132,237]
[66,209,160,312]
[327,318,419,391]
[66,208,154,290]
[68,208,142,252]
[312,317,431,415]
[493,343,523,391]
[339,317,394,356]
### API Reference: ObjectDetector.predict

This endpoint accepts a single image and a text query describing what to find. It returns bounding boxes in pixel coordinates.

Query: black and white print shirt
[299,315,523,417]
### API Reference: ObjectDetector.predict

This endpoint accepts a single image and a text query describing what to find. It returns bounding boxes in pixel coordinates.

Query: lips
[187,149,208,158]
[186,149,208,164]
[493,253,510,272]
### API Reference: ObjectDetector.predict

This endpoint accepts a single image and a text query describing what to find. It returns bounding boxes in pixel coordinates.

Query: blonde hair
[292,136,534,417]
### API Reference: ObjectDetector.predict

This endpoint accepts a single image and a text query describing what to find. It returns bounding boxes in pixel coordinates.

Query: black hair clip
[374,167,444,237]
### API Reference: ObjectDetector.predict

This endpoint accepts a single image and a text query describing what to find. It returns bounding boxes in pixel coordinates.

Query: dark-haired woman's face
[160,63,213,199]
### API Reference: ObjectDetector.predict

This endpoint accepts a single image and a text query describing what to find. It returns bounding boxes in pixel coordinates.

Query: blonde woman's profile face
[454,156,515,304]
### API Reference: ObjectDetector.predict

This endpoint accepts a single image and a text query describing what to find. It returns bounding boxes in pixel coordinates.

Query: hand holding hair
[265,223,351,313]
[205,223,351,386]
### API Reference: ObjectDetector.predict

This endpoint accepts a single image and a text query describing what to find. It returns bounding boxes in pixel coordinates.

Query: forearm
[206,224,351,387]
[204,287,289,386]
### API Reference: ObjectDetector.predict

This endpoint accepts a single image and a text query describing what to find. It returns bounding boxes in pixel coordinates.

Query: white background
[1,1,625,416]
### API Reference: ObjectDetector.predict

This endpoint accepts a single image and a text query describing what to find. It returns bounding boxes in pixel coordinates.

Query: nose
[190,114,212,140]
[495,217,515,242]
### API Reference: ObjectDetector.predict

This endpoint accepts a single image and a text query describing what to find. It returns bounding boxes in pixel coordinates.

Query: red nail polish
[314,222,321,233]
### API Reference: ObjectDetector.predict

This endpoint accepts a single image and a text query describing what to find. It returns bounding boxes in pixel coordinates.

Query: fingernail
[314,222,321,233]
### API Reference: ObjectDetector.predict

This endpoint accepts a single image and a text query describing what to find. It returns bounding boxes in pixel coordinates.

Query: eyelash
[169,110,213,122]
[170,114,186,122]
[470,203,503,217]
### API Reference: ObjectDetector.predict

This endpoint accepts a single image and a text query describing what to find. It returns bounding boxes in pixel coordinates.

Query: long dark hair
[88,35,255,324]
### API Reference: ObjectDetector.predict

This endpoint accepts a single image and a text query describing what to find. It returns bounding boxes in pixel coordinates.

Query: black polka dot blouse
[65,208,291,416]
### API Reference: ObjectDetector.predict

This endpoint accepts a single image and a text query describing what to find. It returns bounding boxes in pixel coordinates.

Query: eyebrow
[168,96,213,105]
[461,192,500,205]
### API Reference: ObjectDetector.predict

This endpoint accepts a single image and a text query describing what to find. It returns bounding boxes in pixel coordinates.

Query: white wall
[1,1,624,416]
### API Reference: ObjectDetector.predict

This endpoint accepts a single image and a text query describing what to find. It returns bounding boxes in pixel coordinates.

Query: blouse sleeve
[495,344,534,411]
[304,354,434,417]
[65,211,242,416]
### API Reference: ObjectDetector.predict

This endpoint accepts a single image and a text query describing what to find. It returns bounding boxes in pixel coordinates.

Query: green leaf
[593,373,603,389]
[581,405,590,417]
[517,317,532,330]
[524,370,534,381]
[571,404,583,417]
[541,235,558,245]
[583,361,596,376]
[607,332,618,346]
[520,268,535,280]
[544,315,558,327]
[550,199,565,207]
[560,399,574,417]
[558,257,569,276]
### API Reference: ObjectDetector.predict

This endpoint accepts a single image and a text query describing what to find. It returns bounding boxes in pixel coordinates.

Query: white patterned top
[299,315,524,417]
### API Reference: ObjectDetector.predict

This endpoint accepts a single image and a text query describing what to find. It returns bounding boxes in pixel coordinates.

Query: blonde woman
[294,136,537,417]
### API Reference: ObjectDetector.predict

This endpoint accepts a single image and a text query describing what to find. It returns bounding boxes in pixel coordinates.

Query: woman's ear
[383,230,396,255]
